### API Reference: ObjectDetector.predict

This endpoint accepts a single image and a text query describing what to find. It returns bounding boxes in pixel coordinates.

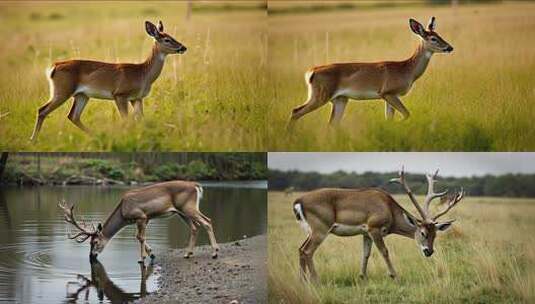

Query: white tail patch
[195,186,203,210]
[304,71,314,101]
[294,203,311,235]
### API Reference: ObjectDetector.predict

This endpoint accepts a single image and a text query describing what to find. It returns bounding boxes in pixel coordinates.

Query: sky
[268,153,535,177]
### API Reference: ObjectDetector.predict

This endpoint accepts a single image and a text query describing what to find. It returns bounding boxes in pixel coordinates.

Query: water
[0,182,267,304]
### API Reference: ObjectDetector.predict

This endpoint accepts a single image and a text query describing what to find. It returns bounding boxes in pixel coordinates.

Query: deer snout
[89,253,98,263]
[177,45,187,54]
[445,46,453,53]
[423,247,434,257]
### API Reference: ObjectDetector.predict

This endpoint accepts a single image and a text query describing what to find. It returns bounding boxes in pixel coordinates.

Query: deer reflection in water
[65,260,156,303]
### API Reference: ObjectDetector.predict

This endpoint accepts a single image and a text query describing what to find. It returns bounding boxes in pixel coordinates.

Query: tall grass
[267,2,535,151]
[0,1,267,151]
[269,192,535,303]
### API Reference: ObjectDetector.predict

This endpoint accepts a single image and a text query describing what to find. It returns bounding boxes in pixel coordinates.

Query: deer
[30,20,187,141]
[292,167,464,282]
[288,17,454,128]
[58,181,219,264]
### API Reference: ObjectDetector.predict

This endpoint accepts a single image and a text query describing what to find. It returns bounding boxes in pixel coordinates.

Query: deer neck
[101,204,128,240]
[391,208,418,239]
[408,42,433,81]
[143,44,166,85]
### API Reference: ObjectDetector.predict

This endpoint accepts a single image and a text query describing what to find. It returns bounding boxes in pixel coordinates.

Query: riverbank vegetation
[0,153,267,185]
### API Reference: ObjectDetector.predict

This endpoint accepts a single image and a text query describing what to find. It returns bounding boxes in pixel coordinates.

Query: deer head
[390,167,464,257]
[58,200,106,261]
[145,20,187,55]
[409,17,453,54]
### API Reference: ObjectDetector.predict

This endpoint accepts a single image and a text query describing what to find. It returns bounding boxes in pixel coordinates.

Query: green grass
[0,1,267,151]
[267,2,535,151]
[268,191,535,303]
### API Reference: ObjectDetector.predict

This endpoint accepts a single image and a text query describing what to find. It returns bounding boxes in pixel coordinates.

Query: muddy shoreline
[136,235,266,304]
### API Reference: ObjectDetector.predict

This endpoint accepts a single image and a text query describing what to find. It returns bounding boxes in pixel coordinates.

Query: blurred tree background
[0,153,267,185]
[269,169,535,198]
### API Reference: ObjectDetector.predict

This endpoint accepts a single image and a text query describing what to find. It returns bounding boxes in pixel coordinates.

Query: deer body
[30,21,186,141]
[293,168,463,282]
[59,180,219,263]
[289,17,453,127]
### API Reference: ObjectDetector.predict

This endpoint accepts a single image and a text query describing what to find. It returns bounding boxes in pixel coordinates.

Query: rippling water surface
[0,182,267,303]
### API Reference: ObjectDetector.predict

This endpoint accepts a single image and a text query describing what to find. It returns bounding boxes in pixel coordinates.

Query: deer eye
[164,38,171,43]
[430,37,438,42]
[421,231,426,238]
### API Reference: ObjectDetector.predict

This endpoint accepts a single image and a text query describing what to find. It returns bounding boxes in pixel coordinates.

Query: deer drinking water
[58,181,219,263]
[288,17,453,128]
[30,20,187,141]
[293,167,464,282]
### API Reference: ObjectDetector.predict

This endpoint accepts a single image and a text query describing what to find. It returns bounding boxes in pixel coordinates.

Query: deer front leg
[359,234,373,279]
[136,218,148,264]
[130,99,144,121]
[369,229,397,279]
[382,94,409,121]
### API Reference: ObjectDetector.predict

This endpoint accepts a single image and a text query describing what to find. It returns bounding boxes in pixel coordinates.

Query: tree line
[269,169,535,198]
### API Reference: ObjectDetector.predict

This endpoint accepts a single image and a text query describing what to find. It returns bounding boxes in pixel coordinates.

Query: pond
[0,181,267,304]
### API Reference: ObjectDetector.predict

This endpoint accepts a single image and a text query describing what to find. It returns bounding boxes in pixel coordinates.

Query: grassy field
[268,191,535,303]
[0,1,267,151]
[267,2,535,151]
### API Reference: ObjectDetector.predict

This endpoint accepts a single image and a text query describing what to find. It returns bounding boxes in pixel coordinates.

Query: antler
[433,188,464,221]
[390,166,428,220]
[423,169,448,214]
[58,200,96,243]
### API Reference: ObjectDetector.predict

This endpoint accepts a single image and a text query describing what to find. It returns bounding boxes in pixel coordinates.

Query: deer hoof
[184,252,193,259]
[150,254,156,260]
[212,253,218,259]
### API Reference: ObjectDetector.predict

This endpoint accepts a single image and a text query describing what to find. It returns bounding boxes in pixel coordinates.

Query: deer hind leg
[300,231,328,283]
[288,83,332,130]
[186,210,219,258]
[30,92,72,141]
[136,218,148,263]
[130,99,143,121]
[359,234,373,279]
[382,94,409,121]
[329,96,348,125]
[298,235,311,280]
[385,103,395,120]
[114,95,129,119]
[369,229,397,279]
[180,215,199,259]
[67,94,91,133]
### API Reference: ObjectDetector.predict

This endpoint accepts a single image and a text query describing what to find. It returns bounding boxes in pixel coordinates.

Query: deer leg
[67,94,91,133]
[369,229,397,279]
[130,99,144,120]
[382,95,409,121]
[187,211,219,258]
[385,103,395,120]
[30,94,71,141]
[301,231,328,283]
[288,86,331,130]
[181,216,199,259]
[329,96,348,125]
[359,234,373,279]
[136,218,148,263]
[298,235,311,280]
[114,96,129,119]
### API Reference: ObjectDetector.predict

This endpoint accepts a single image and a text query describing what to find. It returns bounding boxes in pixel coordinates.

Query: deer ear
[436,220,454,231]
[427,16,436,31]
[97,223,103,231]
[158,20,164,32]
[145,21,160,38]
[409,18,425,37]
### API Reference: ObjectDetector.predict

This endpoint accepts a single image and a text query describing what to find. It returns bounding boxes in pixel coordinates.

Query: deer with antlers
[288,17,453,128]
[292,167,463,282]
[30,20,187,141]
[58,181,219,263]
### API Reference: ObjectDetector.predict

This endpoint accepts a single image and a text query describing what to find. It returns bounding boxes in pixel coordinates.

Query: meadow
[0,1,267,151]
[267,2,535,151]
[268,191,535,303]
